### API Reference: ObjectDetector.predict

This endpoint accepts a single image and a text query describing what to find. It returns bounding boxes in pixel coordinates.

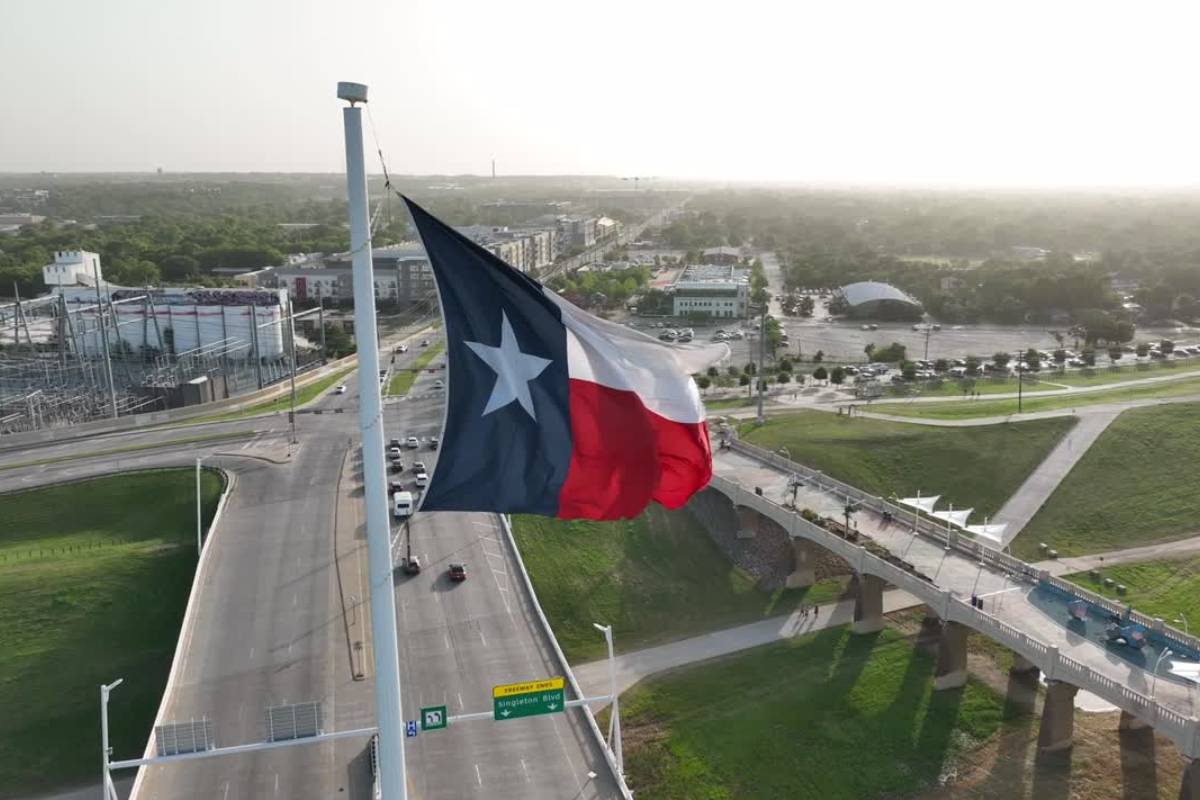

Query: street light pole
[593,623,623,778]
[1175,613,1189,635]
[756,304,767,424]
[100,678,124,800]
[338,81,407,800]
[1152,648,1175,699]
[195,456,203,556]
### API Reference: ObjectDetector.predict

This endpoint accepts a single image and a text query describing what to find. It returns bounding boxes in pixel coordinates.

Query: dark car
[388,438,402,449]
[388,481,403,495]
[389,461,404,473]
[448,563,467,582]
[429,436,439,450]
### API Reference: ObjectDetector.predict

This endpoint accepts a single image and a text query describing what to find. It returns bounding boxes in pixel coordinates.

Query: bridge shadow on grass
[1031,748,1073,800]
[969,671,1040,799]
[1118,727,1159,800]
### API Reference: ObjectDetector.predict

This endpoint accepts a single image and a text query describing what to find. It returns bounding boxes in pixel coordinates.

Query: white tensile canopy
[897,494,940,513]
[965,523,1007,544]
[931,508,974,528]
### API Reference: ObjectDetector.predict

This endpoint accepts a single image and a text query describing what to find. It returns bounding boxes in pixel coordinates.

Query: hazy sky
[4,0,1200,186]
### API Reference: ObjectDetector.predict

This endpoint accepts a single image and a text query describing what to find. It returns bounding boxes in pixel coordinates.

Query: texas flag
[404,197,721,520]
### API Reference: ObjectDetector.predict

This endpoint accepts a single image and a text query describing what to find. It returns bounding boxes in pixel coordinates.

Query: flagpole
[338,81,407,800]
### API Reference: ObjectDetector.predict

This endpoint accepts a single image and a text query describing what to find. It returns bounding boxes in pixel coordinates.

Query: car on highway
[412,461,427,473]
[388,446,402,461]
[429,436,439,450]
[433,379,444,389]
[335,384,347,394]
[392,490,414,519]
[415,470,429,488]
[389,461,404,473]
[389,438,402,448]
[402,555,422,575]
[396,344,408,353]
[388,480,404,495]
[448,563,467,582]
[420,339,430,347]
[406,436,419,448]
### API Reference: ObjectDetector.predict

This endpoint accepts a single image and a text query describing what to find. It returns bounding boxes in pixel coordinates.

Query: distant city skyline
[5,0,1200,187]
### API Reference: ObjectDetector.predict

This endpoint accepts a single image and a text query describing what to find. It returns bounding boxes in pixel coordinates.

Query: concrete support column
[1118,710,1150,731]
[1181,758,1199,800]
[934,621,969,690]
[736,507,758,539]
[785,538,818,589]
[851,573,885,634]
[1011,652,1040,675]
[1037,680,1079,753]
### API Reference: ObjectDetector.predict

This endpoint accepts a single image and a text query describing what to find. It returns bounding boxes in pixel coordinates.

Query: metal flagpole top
[337,82,369,104]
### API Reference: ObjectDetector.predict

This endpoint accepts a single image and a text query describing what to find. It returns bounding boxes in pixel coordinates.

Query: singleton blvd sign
[492,677,566,721]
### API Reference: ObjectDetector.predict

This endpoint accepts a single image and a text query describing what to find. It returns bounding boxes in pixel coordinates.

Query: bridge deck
[712,448,1197,724]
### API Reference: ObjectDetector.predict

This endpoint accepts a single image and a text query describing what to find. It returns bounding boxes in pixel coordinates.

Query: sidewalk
[571,590,920,700]
[1036,532,1200,577]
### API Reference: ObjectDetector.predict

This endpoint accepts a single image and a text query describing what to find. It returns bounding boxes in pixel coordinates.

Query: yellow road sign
[492,677,565,699]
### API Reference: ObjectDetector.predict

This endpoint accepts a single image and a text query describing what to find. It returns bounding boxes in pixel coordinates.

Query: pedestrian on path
[813,605,819,620]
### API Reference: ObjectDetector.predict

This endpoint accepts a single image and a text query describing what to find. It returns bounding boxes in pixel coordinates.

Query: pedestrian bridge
[707,438,1200,795]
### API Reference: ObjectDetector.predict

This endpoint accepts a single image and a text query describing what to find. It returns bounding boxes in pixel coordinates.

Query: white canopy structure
[1169,661,1200,685]
[931,508,974,528]
[965,524,1008,544]
[898,494,940,513]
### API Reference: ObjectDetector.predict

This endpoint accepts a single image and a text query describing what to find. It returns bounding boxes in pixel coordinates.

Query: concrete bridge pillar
[785,538,819,588]
[1037,680,1079,753]
[851,573,885,634]
[736,506,758,539]
[1011,652,1039,675]
[1181,758,1199,800]
[933,621,969,691]
[1118,710,1150,731]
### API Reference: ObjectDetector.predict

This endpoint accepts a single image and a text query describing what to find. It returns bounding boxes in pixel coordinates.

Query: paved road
[383,356,620,800]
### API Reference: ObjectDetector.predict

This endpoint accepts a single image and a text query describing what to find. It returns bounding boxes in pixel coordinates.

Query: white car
[406,436,420,449]
[388,446,402,461]
[433,379,444,389]
[335,385,347,394]
[415,470,429,488]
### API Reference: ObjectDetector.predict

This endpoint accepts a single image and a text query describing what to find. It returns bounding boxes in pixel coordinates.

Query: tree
[778,358,793,373]
[864,343,876,359]
[323,324,355,358]
[1082,348,1096,366]
[743,361,757,375]
[934,358,949,372]
[901,361,917,381]
[1024,348,1041,371]
[727,365,741,378]
[813,366,828,383]
[1161,339,1176,354]
[695,376,712,391]
[738,374,750,386]
[1108,347,1123,364]
[1136,342,1150,357]
[965,355,981,375]
[871,342,907,363]
[992,352,1011,370]
[706,366,719,378]
[813,350,824,363]
[1053,349,1067,365]
[830,366,846,385]
[777,372,792,384]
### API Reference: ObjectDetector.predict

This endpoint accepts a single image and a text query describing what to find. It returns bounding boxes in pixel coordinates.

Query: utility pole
[286,294,298,445]
[317,286,327,363]
[338,80,407,800]
[195,456,204,556]
[100,679,124,800]
[91,259,119,418]
[756,304,767,424]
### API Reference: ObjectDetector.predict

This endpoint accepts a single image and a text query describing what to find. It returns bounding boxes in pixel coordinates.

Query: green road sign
[492,677,565,721]
[420,705,447,731]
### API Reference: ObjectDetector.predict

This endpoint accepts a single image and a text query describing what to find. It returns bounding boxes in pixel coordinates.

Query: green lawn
[868,375,1200,420]
[705,395,757,410]
[1053,360,1197,387]
[1018,403,1200,558]
[0,469,224,798]
[740,411,1075,517]
[199,366,355,422]
[513,505,847,663]
[387,342,445,396]
[883,375,1064,398]
[1064,557,1200,628]
[620,626,1008,800]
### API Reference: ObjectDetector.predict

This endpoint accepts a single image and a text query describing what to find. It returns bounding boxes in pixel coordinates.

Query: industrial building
[832,281,923,321]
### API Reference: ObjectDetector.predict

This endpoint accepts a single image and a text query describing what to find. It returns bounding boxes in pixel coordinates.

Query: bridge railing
[722,435,1200,659]
[708,471,1200,759]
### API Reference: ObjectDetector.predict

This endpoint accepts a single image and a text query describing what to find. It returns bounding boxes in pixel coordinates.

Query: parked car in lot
[389,461,404,473]
[388,446,402,461]
[389,438,402,449]
[406,436,419,448]
[448,563,467,582]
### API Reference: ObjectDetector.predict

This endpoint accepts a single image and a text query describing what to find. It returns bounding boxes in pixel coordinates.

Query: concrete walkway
[1036,532,1200,577]
[572,590,920,700]
[991,409,1121,543]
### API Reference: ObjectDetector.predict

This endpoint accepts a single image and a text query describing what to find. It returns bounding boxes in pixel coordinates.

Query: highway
[383,355,619,799]
[2,330,619,800]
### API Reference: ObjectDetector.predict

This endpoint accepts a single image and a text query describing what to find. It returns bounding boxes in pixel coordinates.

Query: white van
[392,491,414,519]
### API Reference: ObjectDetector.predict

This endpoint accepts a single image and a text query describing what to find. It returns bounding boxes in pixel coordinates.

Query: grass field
[1018,404,1200,558]
[199,366,355,422]
[740,411,1075,517]
[0,469,224,798]
[387,342,445,396]
[1064,557,1200,627]
[868,374,1200,420]
[513,505,847,663]
[705,395,757,410]
[620,626,1007,800]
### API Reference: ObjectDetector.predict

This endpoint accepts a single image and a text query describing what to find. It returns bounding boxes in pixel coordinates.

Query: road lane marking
[274,772,279,795]
[222,782,229,800]
[479,628,488,648]
[457,692,464,710]
[474,764,482,786]
[520,758,530,782]
[444,633,450,650]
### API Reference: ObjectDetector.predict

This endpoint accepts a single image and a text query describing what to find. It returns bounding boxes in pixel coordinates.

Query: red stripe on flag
[557,379,712,520]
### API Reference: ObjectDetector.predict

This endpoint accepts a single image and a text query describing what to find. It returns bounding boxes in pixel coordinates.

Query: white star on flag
[464,311,552,419]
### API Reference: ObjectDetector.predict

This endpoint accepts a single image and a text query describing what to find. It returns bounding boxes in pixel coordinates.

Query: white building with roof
[43,250,103,287]
[670,264,749,319]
